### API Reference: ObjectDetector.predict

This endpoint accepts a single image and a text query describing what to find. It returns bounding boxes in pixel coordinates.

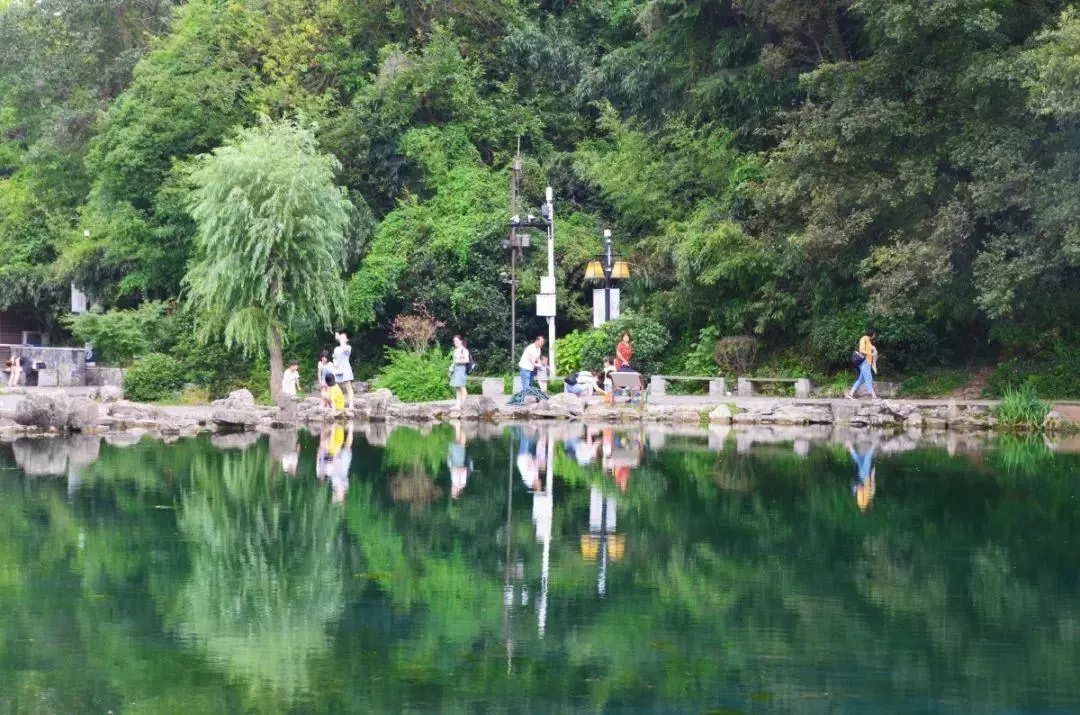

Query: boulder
[296,396,333,423]
[388,402,436,421]
[211,388,260,428]
[14,394,100,432]
[549,392,585,417]
[356,388,394,421]
[159,419,200,436]
[212,409,259,428]
[708,404,733,424]
[213,388,256,410]
[98,385,124,403]
[644,404,705,423]
[108,400,163,420]
[462,396,500,421]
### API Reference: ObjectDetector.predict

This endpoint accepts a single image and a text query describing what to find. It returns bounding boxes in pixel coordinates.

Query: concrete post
[482,378,505,397]
[649,375,667,396]
[708,378,727,396]
[795,378,812,398]
[737,378,754,397]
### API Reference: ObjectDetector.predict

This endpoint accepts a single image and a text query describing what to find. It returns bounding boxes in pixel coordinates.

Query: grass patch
[994,384,1050,431]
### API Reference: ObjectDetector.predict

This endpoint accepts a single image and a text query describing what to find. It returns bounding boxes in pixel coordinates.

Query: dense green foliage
[123,352,185,402]
[0,0,1076,395]
[372,347,452,403]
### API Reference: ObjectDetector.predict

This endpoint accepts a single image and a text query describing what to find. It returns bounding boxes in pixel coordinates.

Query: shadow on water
[0,424,1079,712]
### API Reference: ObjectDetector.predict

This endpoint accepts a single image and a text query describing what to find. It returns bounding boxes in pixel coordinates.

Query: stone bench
[649,375,727,397]
[737,376,812,398]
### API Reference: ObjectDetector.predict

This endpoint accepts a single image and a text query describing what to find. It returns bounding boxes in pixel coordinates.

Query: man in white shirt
[517,335,545,392]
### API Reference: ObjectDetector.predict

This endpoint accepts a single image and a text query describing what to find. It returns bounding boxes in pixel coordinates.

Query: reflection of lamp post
[584,229,629,325]
[581,486,624,597]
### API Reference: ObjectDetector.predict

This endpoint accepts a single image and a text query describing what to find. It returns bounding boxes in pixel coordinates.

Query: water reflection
[847,442,877,511]
[2,425,1080,711]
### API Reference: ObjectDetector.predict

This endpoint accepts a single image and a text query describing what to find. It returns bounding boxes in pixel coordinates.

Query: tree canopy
[0,0,1076,395]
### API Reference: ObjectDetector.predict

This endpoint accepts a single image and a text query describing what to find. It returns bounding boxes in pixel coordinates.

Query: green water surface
[1,424,1078,713]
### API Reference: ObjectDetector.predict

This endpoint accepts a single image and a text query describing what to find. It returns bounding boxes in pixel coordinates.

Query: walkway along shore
[1,386,1077,441]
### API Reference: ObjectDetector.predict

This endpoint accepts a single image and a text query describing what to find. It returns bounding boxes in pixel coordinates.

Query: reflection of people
[320,423,353,503]
[516,428,540,491]
[847,443,877,511]
[447,422,472,498]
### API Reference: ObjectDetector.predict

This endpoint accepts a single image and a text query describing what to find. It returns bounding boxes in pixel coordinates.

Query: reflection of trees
[170,444,344,704]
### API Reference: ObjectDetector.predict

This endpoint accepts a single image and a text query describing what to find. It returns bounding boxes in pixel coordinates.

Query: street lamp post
[585,229,629,326]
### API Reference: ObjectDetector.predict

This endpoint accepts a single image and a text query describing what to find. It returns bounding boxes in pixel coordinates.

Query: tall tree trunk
[268,324,284,401]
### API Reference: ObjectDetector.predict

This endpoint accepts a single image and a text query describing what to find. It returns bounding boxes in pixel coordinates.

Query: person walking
[614,332,633,371]
[846,327,878,400]
[449,334,470,409]
[518,335,544,392]
[333,331,355,411]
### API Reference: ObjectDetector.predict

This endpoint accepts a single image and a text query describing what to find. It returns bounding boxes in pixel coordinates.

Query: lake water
[1,424,1079,713]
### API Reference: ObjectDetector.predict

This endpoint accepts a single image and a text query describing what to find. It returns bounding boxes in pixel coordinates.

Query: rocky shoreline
[0,386,1075,441]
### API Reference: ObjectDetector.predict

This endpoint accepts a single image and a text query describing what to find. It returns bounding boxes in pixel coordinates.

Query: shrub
[683,326,721,375]
[124,353,186,402]
[373,348,452,403]
[809,308,940,372]
[577,312,670,376]
[555,330,591,375]
[390,304,445,353]
[64,301,170,365]
[995,384,1050,431]
[714,335,759,376]
[985,342,1080,399]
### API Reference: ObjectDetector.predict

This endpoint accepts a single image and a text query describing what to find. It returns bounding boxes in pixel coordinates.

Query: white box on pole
[539,276,556,294]
[592,288,620,327]
[536,293,556,317]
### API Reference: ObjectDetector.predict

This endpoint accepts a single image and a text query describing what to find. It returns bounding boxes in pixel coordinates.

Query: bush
[682,326,721,375]
[995,384,1051,431]
[124,353,186,402]
[809,308,940,372]
[373,348,452,402]
[985,342,1080,399]
[555,330,591,375]
[714,335,759,376]
[576,312,670,376]
[64,301,170,365]
[898,368,969,397]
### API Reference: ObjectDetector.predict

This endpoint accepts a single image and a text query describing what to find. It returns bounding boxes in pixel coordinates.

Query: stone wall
[85,366,125,387]
[9,346,86,387]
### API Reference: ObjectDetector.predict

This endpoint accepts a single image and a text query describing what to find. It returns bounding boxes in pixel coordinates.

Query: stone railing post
[649,375,667,396]
[708,377,727,396]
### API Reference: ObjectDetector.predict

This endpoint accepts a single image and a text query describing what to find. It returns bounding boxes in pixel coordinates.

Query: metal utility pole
[508,147,522,373]
[603,229,613,322]
[543,187,556,376]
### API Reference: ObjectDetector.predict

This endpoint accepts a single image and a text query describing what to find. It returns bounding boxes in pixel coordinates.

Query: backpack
[851,350,865,367]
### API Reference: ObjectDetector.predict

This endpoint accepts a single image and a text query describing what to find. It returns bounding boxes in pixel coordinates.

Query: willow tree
[185,117,351,398]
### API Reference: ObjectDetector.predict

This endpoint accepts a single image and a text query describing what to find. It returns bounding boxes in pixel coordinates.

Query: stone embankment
[0,386,1074,439]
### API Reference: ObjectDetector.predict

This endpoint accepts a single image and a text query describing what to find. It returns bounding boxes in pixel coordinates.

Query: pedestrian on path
[333,331,355,411]
[847,327,878,400]
[449,334,470,409]
[518,335,544,392]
